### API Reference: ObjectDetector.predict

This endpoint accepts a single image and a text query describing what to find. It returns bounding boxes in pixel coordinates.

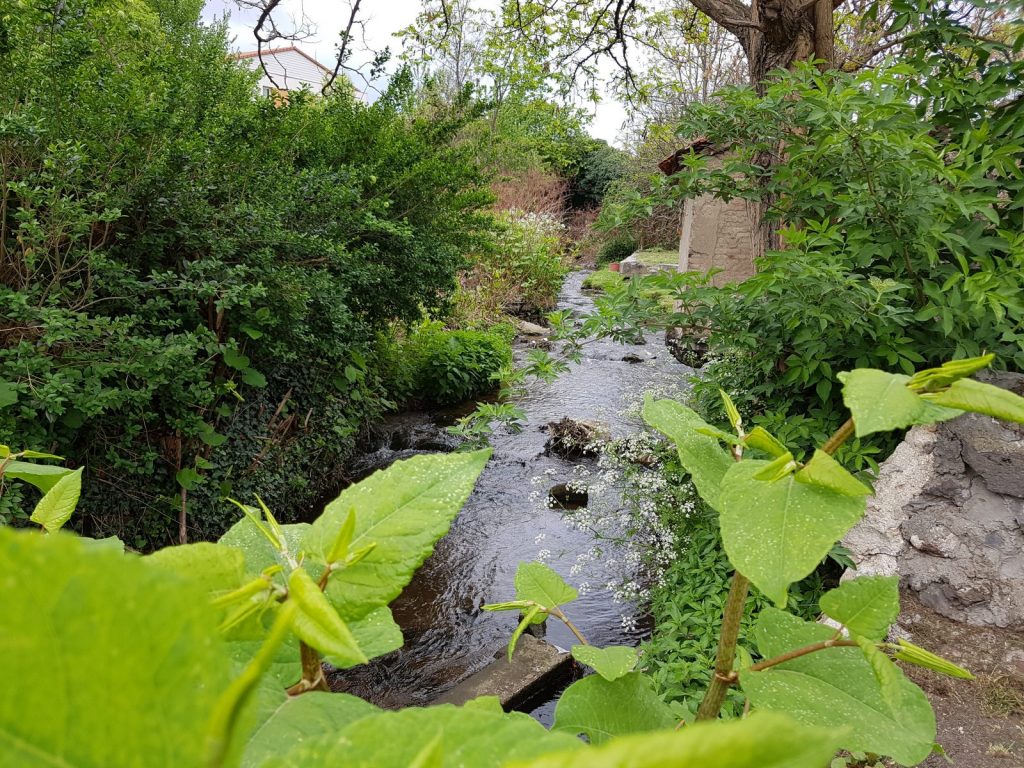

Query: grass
[633,249,678,266]
[582,268,625,292]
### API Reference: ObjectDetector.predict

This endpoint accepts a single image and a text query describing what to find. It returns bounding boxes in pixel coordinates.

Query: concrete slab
[432,634,574,711]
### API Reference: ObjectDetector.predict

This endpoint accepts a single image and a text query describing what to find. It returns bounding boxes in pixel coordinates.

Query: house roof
[658,136,729,176]
[230,46,331,75]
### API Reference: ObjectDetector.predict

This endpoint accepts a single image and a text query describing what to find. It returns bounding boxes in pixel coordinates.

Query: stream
[327,271,693,719]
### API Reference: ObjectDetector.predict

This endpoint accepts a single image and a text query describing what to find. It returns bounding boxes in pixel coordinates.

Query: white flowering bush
[452,209,568,326]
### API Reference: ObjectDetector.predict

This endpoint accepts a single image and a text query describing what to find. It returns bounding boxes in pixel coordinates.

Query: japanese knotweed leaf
[514,561,577,609]
[243,679,379,768]
[305,450,491,622]
[552,672,677,746]
[718,460,866,606]
[838,369,959,437]
[642,396,733,508]
[220,517,311,577]
[741,608,935,766]
[0,529,238,767]
[266,702,580,767]
[512,711,843,768]
[570,645,639,681]
[819,576,899,642]
[287,567,367,667]
[2,459,74,493]
[922,377,1024,423]
[29,466,83,532]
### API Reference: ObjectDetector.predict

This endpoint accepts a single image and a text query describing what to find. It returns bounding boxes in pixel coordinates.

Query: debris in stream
[542,417,610,459]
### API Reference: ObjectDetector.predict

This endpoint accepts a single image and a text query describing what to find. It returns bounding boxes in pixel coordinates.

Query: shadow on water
[326,271,693,714]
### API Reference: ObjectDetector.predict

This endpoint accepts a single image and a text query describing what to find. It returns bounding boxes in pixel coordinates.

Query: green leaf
[515,561,578,609]
[718,460,866,606]
[819,576,899,642]
[740,609,935,766]
[509,605,542,661]
[19,450,64,460]
[642,396,733,507]
[176,467,202,491]
[0,529,238,766]
[838,369,960,437]
[29,466,82,532]
[2,460,74,493]
[243,368,268,388]
[720,389,742,432]
[146,542,247,601]
[220,516,309,575]
[795,450,871,497]
[752,451,797,482]
[892,639,974,680]
[922,377,1024,423]
[270,702,581,767]
[0,379,18,408]
[552,672,677,746]
[744,426,789,458]
[327,507,357,564]
[288,567,367,668]
[305,450,491,624]
[223,346,250,370]
[515,712,844,768]
[907,354,994,390]
[243,683,378,768]
[570,645,639,681]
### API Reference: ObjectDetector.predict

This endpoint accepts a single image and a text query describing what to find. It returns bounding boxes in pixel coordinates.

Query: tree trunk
[689,0,838,253]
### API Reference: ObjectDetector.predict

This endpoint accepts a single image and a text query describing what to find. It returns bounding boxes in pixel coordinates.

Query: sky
[200,0,629,145]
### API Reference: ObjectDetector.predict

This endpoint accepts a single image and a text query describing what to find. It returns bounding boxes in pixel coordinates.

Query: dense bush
[452,210,568,325]
[0,0,493,546]
[400,322,512,405]
[597,233,638,266]
[640,9,1024,463]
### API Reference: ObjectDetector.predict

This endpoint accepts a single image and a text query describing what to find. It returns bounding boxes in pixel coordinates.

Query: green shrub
[452,210,567,326]
[597,233,637,266]
[0,0,493,546]
[403,322,512,405]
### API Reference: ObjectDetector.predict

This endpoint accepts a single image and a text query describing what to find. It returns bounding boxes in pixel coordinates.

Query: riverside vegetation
[3,354,1024,767]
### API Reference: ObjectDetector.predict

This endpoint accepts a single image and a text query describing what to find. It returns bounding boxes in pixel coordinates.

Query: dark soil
[896,591,1024,767]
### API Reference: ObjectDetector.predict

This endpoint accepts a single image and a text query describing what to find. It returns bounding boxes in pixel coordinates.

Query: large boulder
[843,373,1024,630]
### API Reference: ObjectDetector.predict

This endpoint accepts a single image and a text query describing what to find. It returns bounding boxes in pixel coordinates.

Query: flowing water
[328,271,692,716]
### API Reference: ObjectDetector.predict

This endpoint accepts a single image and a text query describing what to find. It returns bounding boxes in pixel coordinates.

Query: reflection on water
[327,271,692,710]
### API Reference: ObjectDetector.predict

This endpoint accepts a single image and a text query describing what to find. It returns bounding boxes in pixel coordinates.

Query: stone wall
[842,373,1024,630]
[686,156,757,286]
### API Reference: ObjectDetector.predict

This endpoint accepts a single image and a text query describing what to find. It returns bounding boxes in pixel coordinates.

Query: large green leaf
[2,460,75,493]
[642,397,733,507]
[244,681,379,768]
[718,460,866,606]
[741,609,935,766]
[819,576,899,642]
[570,645,639,681]
[305,450,491,621]
[146,541,247,599]
[515,561,578,608]
[922,377,1024,423]
[838,369,960,437]
[219,517,311,578]
[552,672,677,746]
[29,466,83,532]
[514,712,843,768]
[0,529,237,767]
[266,702,581,767]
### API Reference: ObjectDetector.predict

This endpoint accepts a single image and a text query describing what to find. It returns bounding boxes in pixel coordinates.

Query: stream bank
[328,271,693,717]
